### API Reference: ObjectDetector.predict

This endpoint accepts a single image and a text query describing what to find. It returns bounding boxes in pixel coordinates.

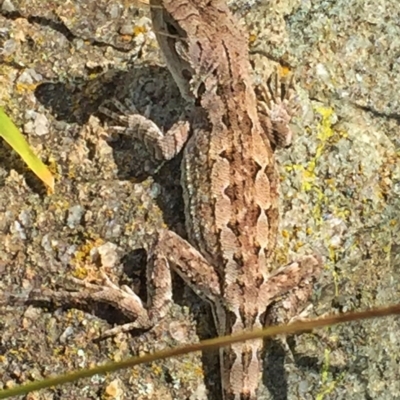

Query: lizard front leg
[99,99,191,161]
[256,71,299,150]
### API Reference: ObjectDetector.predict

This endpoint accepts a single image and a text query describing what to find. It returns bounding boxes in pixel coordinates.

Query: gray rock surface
[0,0,399,399]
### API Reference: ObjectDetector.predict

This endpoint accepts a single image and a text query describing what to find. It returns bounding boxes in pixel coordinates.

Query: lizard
[3,1,323,399]
[137,2,322,398]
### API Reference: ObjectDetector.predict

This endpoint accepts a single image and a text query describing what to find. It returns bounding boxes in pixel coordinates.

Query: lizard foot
[256,69,300,149]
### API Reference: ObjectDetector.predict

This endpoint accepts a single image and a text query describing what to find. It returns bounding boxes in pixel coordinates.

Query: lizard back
[160,0,280,291]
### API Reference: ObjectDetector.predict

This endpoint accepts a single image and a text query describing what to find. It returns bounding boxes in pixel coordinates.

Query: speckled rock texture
[0,0,399,399]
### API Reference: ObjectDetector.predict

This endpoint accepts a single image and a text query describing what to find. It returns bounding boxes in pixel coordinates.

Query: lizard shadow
[263,337,341,400]
[263,339,290,399]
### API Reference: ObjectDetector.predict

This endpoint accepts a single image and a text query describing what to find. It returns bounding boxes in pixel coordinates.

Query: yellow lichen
[277,64,292,78]
[71,237,105,274]
[150,363,163,376]
[248,33,257,44]
[133,25,147,36]
[15,82,38,94]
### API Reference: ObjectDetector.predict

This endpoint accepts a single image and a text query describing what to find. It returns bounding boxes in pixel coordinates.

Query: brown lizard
[140,2,322,398]
[4,1,322,399]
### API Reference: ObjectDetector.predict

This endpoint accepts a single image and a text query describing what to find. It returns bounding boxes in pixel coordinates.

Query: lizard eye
[166,20,178,36]
[163,11,184,39]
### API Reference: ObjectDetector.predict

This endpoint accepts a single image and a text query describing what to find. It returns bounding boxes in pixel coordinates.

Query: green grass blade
[0,108,54,191]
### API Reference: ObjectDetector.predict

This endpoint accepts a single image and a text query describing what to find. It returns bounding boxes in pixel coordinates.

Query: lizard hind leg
[263,254,323,362]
